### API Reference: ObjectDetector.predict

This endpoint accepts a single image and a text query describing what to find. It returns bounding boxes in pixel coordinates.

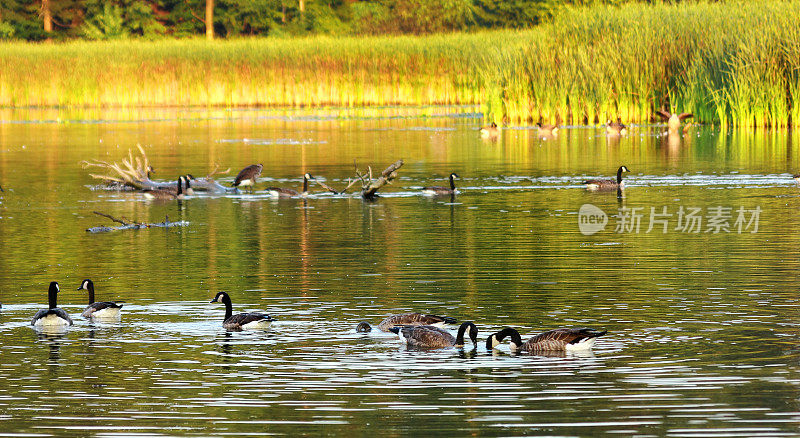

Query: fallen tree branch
[86,212,189,233]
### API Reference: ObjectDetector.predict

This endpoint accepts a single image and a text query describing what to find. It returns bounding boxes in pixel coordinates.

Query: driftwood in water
[358,159,404,198]
[82,147,235,193]
[86,211,188,233]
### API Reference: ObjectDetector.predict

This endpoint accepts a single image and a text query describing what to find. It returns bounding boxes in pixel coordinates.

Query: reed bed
[1,1,799,127]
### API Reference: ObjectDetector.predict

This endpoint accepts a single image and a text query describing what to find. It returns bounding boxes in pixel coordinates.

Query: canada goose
[793,173,800,184]
[143,176,186,200]
[374,313,457,332]
[584,165,629,191]
[267,173,314,198]
[356,322,372,333]
[210,291,274,330]
[486,327,606,353]
[480,122,500,138]
[606,119,627,136]
[537,123,559,136]
[422,173,459,196]
[232,164,263,193]
[656,110,693,133]
[31,282,73,327]
[390,322,478,349]
[182,175,195,196]
[77,279,122,320]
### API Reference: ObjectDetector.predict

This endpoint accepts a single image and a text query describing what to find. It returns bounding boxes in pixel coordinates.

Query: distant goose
[356,322,372,333]
[143,176,187,200]
[486,327,606,353]
[537,123,559,136]
[390,322,478,349]
[31,282,73,327]
[77,279,122,320]
[210,291,274,330]
[366,313,457,332]
[656,110,693,133]
[232,164,264,193]
[480,122,500,138]
[267,173,314,198]
[793,173,800,184]
[422,173,459,196]
[606,119,627,136]
[584,165,629,191]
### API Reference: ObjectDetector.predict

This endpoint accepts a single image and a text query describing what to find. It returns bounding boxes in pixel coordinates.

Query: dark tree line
[0,0,623,40]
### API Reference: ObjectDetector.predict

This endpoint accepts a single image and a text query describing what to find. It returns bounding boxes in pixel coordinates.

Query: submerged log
[86,211,189,233]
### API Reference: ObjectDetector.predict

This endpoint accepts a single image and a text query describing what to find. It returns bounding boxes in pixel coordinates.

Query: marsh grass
[1,1,799,127]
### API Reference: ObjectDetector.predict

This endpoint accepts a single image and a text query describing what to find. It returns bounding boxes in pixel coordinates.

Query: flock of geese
[20,280,606,354]
[480,110,693,139]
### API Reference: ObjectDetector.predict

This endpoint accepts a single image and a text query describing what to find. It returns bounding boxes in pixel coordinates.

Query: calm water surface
[1,107,800,436]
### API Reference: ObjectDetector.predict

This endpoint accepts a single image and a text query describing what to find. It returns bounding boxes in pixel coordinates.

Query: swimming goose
[232,164,263,193]
[656,110,693,133]
[182,175,195,196]
[422,173,459,196]
[793,173,800,184]
[606,119,627,136]
[584,166,629,191]
[356,322,372,333]
[480,122,500,138]
[77,279,122,320]
[31,282,73,327]
[143,176,186,200]
[537,123,559,136]
[486,327,606,353]
[370,313,457,332]
[390,322,478,349]
[210,291,274,330]
[267,173,314,198]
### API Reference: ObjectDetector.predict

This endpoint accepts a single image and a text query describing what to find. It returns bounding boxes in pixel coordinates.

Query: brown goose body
[390,322,478,349]
[480,122,500,138]
[143,176,187,200]
[422,173,459,196]
[656,110,693,133]
[233,164,264,191]
[487,327,606,353]
[267,173,313,198]
[585,165,629,191]
[375,312,457,332]
[537,123,559,136]
[606,120,627,135]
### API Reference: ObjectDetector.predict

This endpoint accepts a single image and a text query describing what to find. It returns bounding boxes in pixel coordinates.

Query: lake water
[1,107,800,436]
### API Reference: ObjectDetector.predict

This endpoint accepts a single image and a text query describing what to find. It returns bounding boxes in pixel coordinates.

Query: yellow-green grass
[1,1,800,127]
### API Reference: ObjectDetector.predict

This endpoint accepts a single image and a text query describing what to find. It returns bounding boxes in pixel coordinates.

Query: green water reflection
[1,108,800,436]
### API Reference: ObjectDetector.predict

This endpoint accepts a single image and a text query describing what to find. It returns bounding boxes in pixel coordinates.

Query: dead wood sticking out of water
[359,159,404,199]
[86,211,188,233]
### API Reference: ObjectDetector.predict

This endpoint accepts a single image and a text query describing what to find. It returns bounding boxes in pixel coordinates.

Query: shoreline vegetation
[1,2,799,127]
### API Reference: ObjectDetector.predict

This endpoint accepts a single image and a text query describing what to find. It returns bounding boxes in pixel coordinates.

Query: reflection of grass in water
[2,2,800,127]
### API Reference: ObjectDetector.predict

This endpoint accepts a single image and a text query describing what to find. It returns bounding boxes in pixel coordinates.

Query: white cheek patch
[491,335,501,348]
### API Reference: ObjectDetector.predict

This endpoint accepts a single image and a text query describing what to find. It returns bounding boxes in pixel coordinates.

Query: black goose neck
[302,175,308,193]
[455,322,477,345]
[617,167,624,184]
[221,293,232,321]
[48,283,58,309]
[87,281,95,304]
[449,174,457,191]
[177,177,183,196]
